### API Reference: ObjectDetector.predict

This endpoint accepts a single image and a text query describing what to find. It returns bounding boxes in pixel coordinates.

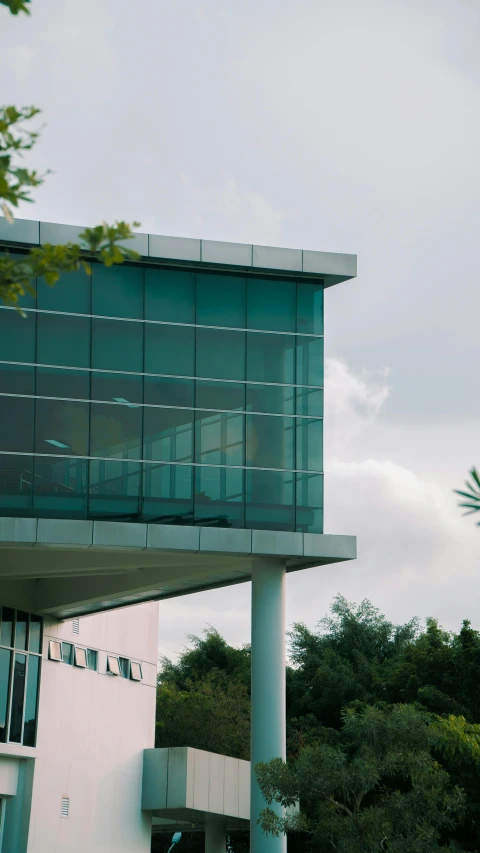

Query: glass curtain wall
[0,261,324,532]
[0,607,42,747]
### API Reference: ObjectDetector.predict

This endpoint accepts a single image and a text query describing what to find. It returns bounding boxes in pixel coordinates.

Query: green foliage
[0,0,30,17]
[455,468,480,526]
[159,628,251,692]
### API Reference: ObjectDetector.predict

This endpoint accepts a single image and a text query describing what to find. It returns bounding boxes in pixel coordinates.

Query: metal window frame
[48,639,62,662]
[107,655,121,676]
[130,661,142,682]
[74,647,87,668]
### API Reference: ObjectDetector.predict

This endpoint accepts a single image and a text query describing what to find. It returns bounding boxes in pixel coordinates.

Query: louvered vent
[72,619,79,635]
[61,797,70,818]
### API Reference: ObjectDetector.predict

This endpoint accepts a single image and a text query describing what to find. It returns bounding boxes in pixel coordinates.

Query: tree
[159,628,251,692]
[1,3,139,310]
[256,703,467,853]
[454,468,480,527]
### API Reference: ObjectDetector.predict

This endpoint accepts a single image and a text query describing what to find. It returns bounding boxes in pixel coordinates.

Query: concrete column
[250,558,287,853]
[205,819,227,852]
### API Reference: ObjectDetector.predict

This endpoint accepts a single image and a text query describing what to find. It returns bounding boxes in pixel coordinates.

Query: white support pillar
[205,819,227,852]
[250,558,287,853]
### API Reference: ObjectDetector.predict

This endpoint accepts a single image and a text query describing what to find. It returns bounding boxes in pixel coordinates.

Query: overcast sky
[2,0,479,660]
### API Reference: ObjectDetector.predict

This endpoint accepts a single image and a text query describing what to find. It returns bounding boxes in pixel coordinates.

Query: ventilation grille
[61,797,70,818]
[72,619,79,635]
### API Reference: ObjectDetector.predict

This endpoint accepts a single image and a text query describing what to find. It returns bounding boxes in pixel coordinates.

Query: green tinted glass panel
[36,367,90,400]
[144,376,193,408]
[0,648,11,742]
[9,653,26,742]
[91,372,142,405]
[92,318,143,373]
[245,469,294,531]
[246,333,294,384]
[14,612,27,651]
[92,264,143,319]
[297,282,323,335]
[0,364,34,395]
[0,397,34,452]
[23,654,40,747]
[247,278,296,332]
[35,399,89,456]
[246,415,294,470]
[88,459,141,520]
[90,402,142,459]
[29,616,42,654]
[196,274,246,328]
[296,418,323,472]
[2,252,35,310]
[87,649,97,670]
[145,268,195,323]
[296,472,323,533]
[0,456,33,516]
[37,313,90,368]
[0,307,35,362]
[62,642,73,665]
[195,411,244,467]
[296,387,323,417]
[145,324,194,377]
[196,328,245,381]
[142,462,193,524]
[195,380,245,412]
[119,657,129,678]
[194,466,244,529]
[0,607,13,647]
[296,336,323,386]
[37,267,90,313]
[143,407,193,463]
[33,456,88,519]
[246,384,294,415]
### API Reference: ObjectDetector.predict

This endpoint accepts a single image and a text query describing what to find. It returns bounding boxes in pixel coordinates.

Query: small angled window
[74,647,87,668]
[49,640,62,662]
[107,655,120,676]
[130,661,142,682]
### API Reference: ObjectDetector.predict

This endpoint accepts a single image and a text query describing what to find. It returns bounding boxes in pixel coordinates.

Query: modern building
[0,217,357,852]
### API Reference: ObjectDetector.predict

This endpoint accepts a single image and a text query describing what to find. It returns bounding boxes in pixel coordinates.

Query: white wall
[25,601,159,853]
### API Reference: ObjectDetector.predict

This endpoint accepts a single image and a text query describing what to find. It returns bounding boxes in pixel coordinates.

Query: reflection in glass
[0,397,34,453]
[143,462,193,524]
[0,364,34,395]
[35,399,89,456]
[247,278,296,332]
[37,266,90,314]
[145,268,195,323]
[36,367,90,401]
[9,653,26,742]
[92,264,143,319]
[23,654,40,746]
[245,469,294,531]
[29,616,42,654]
[92,318,143,373]
[119,657,129,678]
[195,411,244,467]
[0,307,35,362]
[87,649,98,670]
[296,336,324,387]
[37,313,91,368]
[33,456,88,519]
[195,380,245,412]
[296,418,323,472]
[246,415,294,470]
[246,384,294,415]
[145,323,194,377]
[89,459,141,520]
[62,642,74,665]
[0,608,14,647]
[0,455,33,515]
[297,283,324,335]
[196,274,246,328]
[14,611,28,651]
[196,328,245,381]
[195,466,244,528]
[296,472,323,533]
[90,402,142,459]
[143,407,193,463]
[144,376,193,408]
[0,648,12,742]
[91,372,143,405]
[247,333,294,385]
[296,387,323,417]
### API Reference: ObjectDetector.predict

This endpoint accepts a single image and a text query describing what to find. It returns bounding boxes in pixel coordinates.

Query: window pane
[296,336,323,386]
[9,653,26,743]
[92,264,143,319]
[297,283,324,335]
[87,649,97,671]
[37,267,90,313]
[0,648,12,743]
[144,407,193,463]
[296,472,323,533]
[0,364,34,395]
[36,367,90,401]
[142,462,193,524]
[0,455,33,516]
[33,456,88,519]
[2,252,36,310]
[196,328,245,381]
[296,418,323,472]
[119,657,129,678]
[14,612,28,651]
[195,380,245,412]
[0,608,13,647]
[74,647,87,667]
[92,318,143,373]
[88,459,141,520]
[195,466,244,528]
[37,313,91,368]
[35,399,89,455]
[0,397,34,453]
[90,402,142,459]
[23,654,40,747]
[107,655,120,676]
[195,411,244,467]
[29,616,42,654]
[62,642,73,665]
[91,372,143,406]
[246,415,294,470]
[245,470,294,531]
[196,274,246,328]
[145,324,194,377]
[0,307,35,362]
[296,387,323,417]
[247,278,296,332]
[144,376,193,408]
[145,268,195,323]
[247,333,294,384]
[246,384,294,415]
